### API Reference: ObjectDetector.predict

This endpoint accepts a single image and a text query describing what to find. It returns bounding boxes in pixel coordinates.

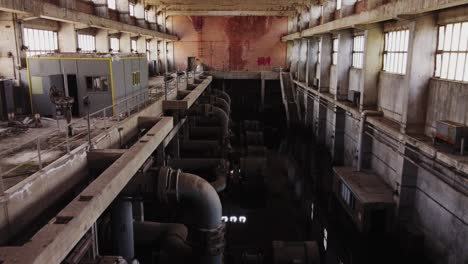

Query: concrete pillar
[95,29,109,53]
[58,23,77,52]
[148,38,158,61]
[334,30,353,100]
[331,106,345,165]
[309,5,322,27]
[134,2,147,28]
[111,198,134,263]
[91,0,108,18]
[318,34,332,93]
[360,25,384,111]
[314,97,327,143]
[137,37,146,54]
[147,5,158,30]
[167,41,174,71]
[0,12,21,79]
[116,0,130,23]
[402,15,437,134]
[298,39,308,82]
[306,38,319,87]
[120,33,131,53]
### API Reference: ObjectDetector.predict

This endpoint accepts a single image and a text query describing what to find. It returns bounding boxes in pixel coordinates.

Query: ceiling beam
[0,0,178,41]
[281,0,468,41]
[166,10,295,17]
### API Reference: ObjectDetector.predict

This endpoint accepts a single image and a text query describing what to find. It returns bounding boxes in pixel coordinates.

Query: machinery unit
[332,166,394,234]
[27,53,148,117]
[0,79,15,120]
[435,120,468,149]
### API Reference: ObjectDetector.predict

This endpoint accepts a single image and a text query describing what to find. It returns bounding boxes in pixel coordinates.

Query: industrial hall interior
[0,0,467,263]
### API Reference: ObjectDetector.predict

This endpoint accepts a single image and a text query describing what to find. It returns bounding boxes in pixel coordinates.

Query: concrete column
[120,33,131,53]
[167,41,174,71]
[111,198,134,263]
[360,25,384,111]
[331,106,345,165]
[149,38,158,61]
[306,37,319,88]
[137,37,146,54]
[147,5,158,31]
[298,39,308,82]
[58,23,77,52]
[335,30,353,100]
[402,15,437,134]
[314,97,327,143]
[116,0,130,23]
[318,34,332,93]
[91,0,108,18]
[134,2,147,28]
[0,12,21,79]
[95,29,109,53]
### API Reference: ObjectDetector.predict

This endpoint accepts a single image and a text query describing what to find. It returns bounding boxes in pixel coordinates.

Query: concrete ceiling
[147,0,312,16]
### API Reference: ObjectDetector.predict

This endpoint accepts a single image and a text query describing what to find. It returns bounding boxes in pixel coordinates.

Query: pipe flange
[190,224,226,257]
[157,167,180,204]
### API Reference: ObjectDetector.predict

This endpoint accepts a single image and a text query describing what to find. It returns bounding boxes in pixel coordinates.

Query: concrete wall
[171,16,288,71]
[378,72,405,123]
[425,78,468,136]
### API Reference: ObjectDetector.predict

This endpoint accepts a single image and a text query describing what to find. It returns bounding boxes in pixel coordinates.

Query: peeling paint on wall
[173,16,288,71]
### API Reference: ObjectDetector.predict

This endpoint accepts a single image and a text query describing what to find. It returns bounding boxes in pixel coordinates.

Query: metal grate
[383,29,409,74]
[435,22,468,82]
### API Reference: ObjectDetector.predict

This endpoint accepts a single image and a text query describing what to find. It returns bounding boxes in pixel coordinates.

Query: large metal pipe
[188,104,229,144]
[167,158,228,193]
[158,167,225,264]
[111,198,135,263]
[200,95,230,116]
[357,110,383,171]
[209,89,231,105]
[134,221,192,264]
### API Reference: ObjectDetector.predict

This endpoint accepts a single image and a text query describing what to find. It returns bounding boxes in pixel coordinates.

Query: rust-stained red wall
[172,16,288,71]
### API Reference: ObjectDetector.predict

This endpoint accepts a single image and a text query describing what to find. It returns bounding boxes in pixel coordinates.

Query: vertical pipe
[111,197,134,263]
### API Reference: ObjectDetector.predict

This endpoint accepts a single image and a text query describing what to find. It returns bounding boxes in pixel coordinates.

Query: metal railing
[0,82,179,193]
[0,71,194,193]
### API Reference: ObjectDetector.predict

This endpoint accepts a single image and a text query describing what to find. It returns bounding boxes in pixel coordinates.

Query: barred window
[131,39,138,53]
[340,181,355,211]
[107,0,116,10]
[129,3,135,17]
[332,38,339,65]
[23,28,58,56]
[352,35,365,68]
[383,29,409,74]
[78,34,96,53]
[435,22,468,82]
[110,37,120,53]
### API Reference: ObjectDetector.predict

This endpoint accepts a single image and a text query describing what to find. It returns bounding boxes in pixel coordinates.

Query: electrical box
[435,120,468,146]
[332,166,394,234]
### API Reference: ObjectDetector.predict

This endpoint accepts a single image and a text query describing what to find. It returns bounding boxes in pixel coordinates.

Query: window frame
[107,0,116,10]
[352,35,365,69]
[336,0,342,10]
[86,76,110,92]
[131,39,138,53]
[132,71,141,86]
[129,3,135,17]
[109,37,120,53]
[383,29,409,75]
[77,33,96,53]
[434,22,468,82]
[23,28,59,56]
[332,38,339,65]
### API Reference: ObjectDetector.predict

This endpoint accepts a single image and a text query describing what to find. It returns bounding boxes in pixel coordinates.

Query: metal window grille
[78,34,96,53]
[110,37,120,53]
[23,28,58,56]
[131,39,138,53]
[107,0,116,10]
[352,35,365,68]
[332,38,339,65]
[383,29,409,74]
[129,4,135,17]
[435,22,468,82]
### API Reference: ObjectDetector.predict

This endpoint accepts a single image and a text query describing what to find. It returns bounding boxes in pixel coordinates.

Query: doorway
[67,75,79,117]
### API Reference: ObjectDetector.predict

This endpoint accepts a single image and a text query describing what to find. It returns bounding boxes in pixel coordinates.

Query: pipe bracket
[157,167,180,203]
